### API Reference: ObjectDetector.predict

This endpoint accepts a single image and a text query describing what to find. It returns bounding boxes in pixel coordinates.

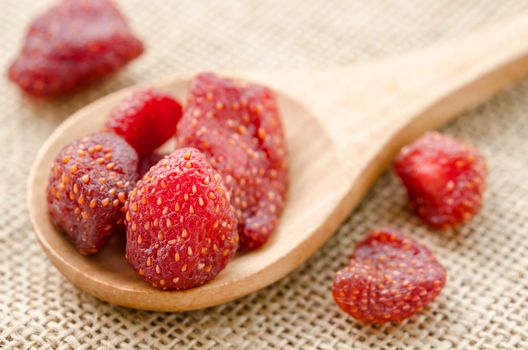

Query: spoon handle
[364,13,528,148]
[257,14,528,173]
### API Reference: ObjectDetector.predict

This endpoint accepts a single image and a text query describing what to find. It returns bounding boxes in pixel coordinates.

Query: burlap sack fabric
[1,0,528,348]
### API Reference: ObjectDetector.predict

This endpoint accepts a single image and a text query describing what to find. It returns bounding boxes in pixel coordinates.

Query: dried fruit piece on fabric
[105,89,182,156]
[47,132,139,255]
[8,0,144,97]
[177,72,288,251]
[332,228,446,324]
[125,148,239,290]
[395,132,487,229]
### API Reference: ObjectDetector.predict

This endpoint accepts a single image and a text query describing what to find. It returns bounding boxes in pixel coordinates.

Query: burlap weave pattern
[1,0,528,348]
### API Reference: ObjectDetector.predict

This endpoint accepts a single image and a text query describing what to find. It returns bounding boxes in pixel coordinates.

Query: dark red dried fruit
[125,148,239,290]
[47,132,138,255]
[105,89,182,156]
[332,229,446,324]
[177,72,288,251]
[138,153,166,177]
[395,132,487,229]
[8,0,144,97]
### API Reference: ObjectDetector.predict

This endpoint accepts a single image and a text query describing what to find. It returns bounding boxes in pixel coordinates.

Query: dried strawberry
[177,73,288,251]
[125,148,239,290]
[8,0,144,97]
[332,229,446,324]
[138,153,166,177]
[47,132,138,255]
[395,132,487,229]
[105,89,182,156]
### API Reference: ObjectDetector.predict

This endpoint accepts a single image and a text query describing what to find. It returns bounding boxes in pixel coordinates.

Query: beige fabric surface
[1,0,528,349]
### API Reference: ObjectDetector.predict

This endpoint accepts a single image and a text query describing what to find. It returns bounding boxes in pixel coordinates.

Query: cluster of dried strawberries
[11,0,289,292]
[46,72,288,290]
[20,0,489,326]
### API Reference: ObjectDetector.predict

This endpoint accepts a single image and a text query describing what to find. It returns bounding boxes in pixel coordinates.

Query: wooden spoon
[28,16,528,311]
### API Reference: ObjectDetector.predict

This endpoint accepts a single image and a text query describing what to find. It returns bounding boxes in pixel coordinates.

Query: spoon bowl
[28,15,528,311]
[28,78,347,311]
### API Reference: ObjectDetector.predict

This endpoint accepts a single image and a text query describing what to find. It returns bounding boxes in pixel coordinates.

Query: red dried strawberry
[47,132,138,255]
[332,229,446,324]
[8,0,144,97]
[177,73,288,251]
[125,148,239,290]
[105,89,182,156]
[395,132,487,229]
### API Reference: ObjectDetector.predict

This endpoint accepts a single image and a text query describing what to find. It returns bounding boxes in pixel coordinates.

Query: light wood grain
[28,15,528,311]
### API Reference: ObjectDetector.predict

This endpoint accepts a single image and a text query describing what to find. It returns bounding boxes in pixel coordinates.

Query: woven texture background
[1,0,528,348]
